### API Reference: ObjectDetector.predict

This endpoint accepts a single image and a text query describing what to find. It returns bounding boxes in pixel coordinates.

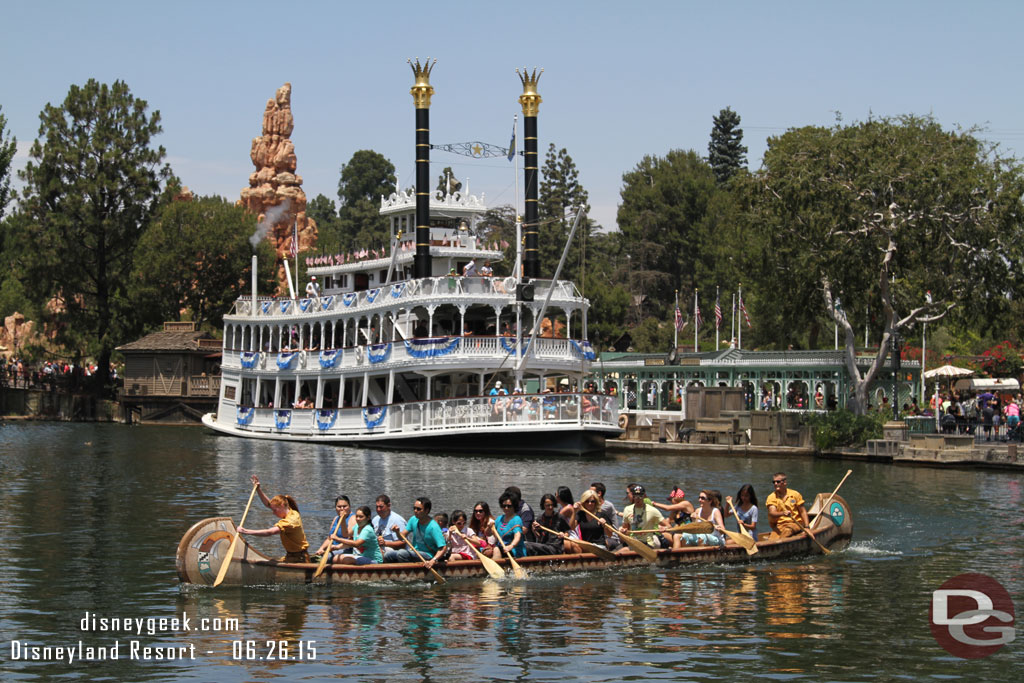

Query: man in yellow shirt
[765,472,809,541]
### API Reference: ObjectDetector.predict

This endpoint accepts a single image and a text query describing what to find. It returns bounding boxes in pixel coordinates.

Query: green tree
[0,104,16,220]
[132,196,276,330]
[17,79,172,390]
[746,115,1024,412]
[708,107,747,185]
[539,143,593,282]
[306,193,342,253]
[617,150,718,315]
[436,166,461,195]
[337,149,395,251]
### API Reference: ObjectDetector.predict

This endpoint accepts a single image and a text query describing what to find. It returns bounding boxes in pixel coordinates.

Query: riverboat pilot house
[117,322,222,423]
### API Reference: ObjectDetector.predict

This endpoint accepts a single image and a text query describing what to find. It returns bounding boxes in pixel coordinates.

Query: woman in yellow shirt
[237,474,309,562]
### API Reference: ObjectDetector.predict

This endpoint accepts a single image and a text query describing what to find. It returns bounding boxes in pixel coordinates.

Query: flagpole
[731,292,736,348]
[694,288,699,353]
[715,285,720,350]
[738,283,743,350]
[512,114,522,281]
[673,289,679,351]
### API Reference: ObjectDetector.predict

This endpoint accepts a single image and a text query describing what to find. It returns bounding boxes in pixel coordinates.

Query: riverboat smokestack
[409,58,436,279]
[518,68,542,279]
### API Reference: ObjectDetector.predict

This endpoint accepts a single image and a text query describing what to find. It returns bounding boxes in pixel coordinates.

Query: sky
[4,1,1023,233]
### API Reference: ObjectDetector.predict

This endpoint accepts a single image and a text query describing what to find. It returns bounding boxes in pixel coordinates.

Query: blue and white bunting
[318,349,340,368]
[362,406,387,429]
[276,352,296,369]
[404,336,460,358]
[274,409,292,430]
[367,343,392,364]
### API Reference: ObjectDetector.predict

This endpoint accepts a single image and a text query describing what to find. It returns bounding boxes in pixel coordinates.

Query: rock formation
[0,312,41,358]
[239,83,317,288]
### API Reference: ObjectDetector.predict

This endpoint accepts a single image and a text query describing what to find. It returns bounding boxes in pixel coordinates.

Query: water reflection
[2,423,1023,682]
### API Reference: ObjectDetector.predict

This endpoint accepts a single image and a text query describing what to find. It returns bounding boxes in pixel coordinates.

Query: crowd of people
[236,472,816,568]
[0,357,119,390]
[924,390,1022,441]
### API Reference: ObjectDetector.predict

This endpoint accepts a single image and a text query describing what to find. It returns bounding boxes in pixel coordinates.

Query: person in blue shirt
[489,492,526,559]
[383,496,447,568]
[372,495,407,556]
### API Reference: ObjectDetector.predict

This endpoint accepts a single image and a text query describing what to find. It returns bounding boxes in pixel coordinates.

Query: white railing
[229,392,619,438]
[229,277,582,318]
[220,337,596,372]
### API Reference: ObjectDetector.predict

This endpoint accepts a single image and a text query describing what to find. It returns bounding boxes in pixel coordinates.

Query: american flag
[714,295,723,330]
[695,298,703,330]
[289,221,298,258]
[739,297,752,328]
[674,306,684,332]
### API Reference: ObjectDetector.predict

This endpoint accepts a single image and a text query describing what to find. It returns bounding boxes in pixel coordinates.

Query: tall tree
[306,193,342,253]
[336,149,395,250]
[132,195,277,330]
[538,143,592,282]
[0,104,16,220]
[18,79,171,389]
[708,107,747,185]
[747,115,1024,413]
[617,149,718,314]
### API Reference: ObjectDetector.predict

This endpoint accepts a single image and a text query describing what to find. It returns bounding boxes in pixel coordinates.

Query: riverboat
[176,493,853,586]
[201,64,620,455]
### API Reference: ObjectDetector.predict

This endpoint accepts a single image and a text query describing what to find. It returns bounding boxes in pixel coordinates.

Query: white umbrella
[924,364,974,379]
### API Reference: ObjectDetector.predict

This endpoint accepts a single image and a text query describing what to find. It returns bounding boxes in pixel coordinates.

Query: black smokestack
[517,68,543,279]
[409,58,436,279]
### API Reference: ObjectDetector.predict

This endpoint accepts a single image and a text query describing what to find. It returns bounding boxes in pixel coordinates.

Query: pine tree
[708,107,748,184]
[538,143,592,281]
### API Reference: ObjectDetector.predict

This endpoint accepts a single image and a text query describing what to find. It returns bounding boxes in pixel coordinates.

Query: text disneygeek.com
[7,611,317,663]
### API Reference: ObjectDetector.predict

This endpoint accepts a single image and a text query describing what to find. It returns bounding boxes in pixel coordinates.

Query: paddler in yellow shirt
[237,474,310,562]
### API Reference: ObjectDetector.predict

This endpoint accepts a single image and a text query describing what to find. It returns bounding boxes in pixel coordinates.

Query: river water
[0,423,1020,681]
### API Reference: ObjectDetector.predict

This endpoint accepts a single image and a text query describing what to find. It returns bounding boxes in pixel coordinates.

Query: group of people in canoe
[235,473,814,566]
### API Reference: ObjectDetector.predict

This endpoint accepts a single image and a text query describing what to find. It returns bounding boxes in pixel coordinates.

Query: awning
[953,378,1020,392]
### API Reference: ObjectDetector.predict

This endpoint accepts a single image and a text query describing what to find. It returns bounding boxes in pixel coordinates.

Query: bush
[806,409,885,450]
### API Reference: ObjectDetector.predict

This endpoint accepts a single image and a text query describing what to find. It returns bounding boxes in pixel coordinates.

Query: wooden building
[117,322,222,423]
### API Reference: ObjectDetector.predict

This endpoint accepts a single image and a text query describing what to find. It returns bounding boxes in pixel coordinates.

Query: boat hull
[177,494,853,586]
[201,412,616,456]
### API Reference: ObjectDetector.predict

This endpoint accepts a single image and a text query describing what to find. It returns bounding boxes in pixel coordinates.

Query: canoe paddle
[632,520,713,535]
[451,529,505,579]
[312,518,342,579]
[810,469,853,531]
[725,497,758,555]
[798,519,832,555]
[489,523,528,579]
[581,506,658,562]
[213,482,259,587]
[537,524,617,561]
[399,531,446,584]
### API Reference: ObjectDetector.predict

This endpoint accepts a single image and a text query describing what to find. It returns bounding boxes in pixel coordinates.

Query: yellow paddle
[399,531,446,584]
[797,519,832,555]
[490,522,528,579]
[632,520,714,535]
[537,524,617,561]
[810,469,853,530]
[213,482,259,587]
[313,517,344,579]
[451,529,505,579]
[725,497,758,555]
[581,506,658,562]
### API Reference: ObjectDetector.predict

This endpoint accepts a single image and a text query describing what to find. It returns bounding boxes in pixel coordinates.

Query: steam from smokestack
[249,199,292,249]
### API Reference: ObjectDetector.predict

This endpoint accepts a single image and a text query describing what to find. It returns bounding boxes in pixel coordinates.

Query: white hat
[311,276,316,280]
[495,381,502,387]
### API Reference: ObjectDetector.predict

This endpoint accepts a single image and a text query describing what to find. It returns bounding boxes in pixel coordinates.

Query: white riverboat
[201,185,619,454]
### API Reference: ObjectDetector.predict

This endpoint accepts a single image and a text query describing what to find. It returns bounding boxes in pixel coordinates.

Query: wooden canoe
[176,493,853,586]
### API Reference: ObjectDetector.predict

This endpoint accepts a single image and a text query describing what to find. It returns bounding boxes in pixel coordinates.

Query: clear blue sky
[4,1,1022,232]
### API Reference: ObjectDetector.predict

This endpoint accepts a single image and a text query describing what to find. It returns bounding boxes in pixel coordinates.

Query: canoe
[176,493,853,586]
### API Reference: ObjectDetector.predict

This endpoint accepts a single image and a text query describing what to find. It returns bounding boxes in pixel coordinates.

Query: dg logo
[930,573,1015,658]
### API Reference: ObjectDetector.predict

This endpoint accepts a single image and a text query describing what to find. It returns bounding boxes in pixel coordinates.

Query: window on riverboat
[240,378,255,406]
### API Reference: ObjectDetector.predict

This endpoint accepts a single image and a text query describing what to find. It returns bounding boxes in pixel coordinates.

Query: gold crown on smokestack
[409,58,436,108]
[517,68,543,117]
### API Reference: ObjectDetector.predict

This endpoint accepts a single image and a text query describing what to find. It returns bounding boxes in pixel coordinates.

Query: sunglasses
[773,479,787,484]
[501,504,514,509]
[413,506,424,512]
[698,496,708,501]
[474,509,484,513]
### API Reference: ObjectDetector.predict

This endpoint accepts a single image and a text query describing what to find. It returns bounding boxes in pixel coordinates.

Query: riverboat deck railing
[228,277,581,318]
[229,392,619,437]
[221,336,596,372]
